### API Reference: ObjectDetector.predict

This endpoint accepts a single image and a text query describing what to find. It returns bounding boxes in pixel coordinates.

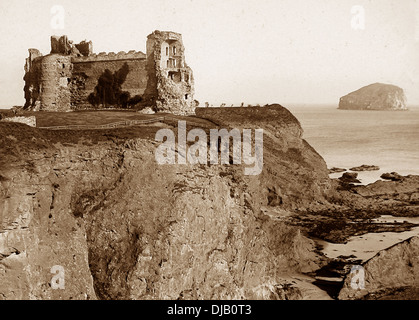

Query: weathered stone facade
[145,31,195,114]
[23,31,195,115]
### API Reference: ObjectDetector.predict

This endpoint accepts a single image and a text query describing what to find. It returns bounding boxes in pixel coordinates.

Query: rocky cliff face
[195,105,332,211]
[338,83,407,110]
[339,236,419,300]
[0,105,331,300]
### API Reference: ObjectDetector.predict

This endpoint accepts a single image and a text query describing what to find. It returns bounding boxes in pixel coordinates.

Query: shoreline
[300,173,419,299]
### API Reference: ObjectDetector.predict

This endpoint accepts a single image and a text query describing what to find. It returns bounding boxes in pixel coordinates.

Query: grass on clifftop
[0,110,216,128]
[0,106,297,172]
[0,111,218,172]
[195,104,302,129]
[8,110,156,127]
[0,121,158,172]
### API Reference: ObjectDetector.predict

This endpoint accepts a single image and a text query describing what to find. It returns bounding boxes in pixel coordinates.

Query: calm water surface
[287,104,419,184]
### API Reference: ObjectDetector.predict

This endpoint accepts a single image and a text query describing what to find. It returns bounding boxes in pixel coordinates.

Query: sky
[0,0,418,107]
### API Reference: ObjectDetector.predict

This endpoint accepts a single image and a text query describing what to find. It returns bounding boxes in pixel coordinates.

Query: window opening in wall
[168,71,181,82]
[173,59,176,67]
[167,60,169,68]
[185,94,188,100]
[166,47,168,55]
[173,47,176,55]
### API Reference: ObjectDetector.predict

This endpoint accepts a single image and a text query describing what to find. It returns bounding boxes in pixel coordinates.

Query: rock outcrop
[352,175,419,206]
[349,165,379,172]
[196,104,332,211]
[328,167,346,174]
[338,83,407,111]
[339,236,419,300]
[293,174,419,244]
[338,172,360,184]
[0,105,331,300]
[381,172,404,181]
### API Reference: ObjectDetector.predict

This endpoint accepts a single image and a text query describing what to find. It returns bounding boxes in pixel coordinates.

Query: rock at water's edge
[381,172,404,181]
[339,236,419,300]
[329,167,347,174]
[339,172,361,184]
[349,165,380,172]
[338,83,407,111]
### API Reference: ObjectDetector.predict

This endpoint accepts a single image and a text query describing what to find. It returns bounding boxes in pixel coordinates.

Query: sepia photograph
[0,0,418,308]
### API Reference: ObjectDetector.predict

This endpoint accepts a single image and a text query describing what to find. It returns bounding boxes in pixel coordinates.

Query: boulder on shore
[339,83,407,111]
[339,172,361,183]
[381,172,404,181]
[339,236,419,300]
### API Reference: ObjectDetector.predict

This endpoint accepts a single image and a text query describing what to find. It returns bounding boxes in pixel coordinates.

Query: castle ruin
[23,30,195,115]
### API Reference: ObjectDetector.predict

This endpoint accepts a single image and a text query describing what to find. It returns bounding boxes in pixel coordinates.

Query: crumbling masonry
[23,31,195,115]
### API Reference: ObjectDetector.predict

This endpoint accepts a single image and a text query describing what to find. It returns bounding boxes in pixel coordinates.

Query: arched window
[166,47,168,55]
[173,46,177,55]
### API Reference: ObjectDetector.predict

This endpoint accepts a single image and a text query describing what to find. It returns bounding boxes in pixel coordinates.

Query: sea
[286,104,419,262]
[287,104,419,185]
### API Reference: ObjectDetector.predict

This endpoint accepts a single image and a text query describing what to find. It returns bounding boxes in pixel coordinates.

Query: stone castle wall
[23,31,195,115]
[71,54,148,109]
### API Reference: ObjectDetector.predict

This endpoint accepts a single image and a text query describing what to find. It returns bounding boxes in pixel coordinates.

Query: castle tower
[38,54,72,111]
[145,31,195,114]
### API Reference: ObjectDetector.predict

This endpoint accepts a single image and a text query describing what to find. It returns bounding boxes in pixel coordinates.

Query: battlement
[72,50,146,63]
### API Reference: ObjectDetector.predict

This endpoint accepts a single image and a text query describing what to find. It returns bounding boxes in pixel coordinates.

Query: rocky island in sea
[338,83,408,111]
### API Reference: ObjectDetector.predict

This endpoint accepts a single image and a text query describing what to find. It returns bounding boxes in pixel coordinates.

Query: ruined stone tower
[23,31,195,115]
[144,31,194,114]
